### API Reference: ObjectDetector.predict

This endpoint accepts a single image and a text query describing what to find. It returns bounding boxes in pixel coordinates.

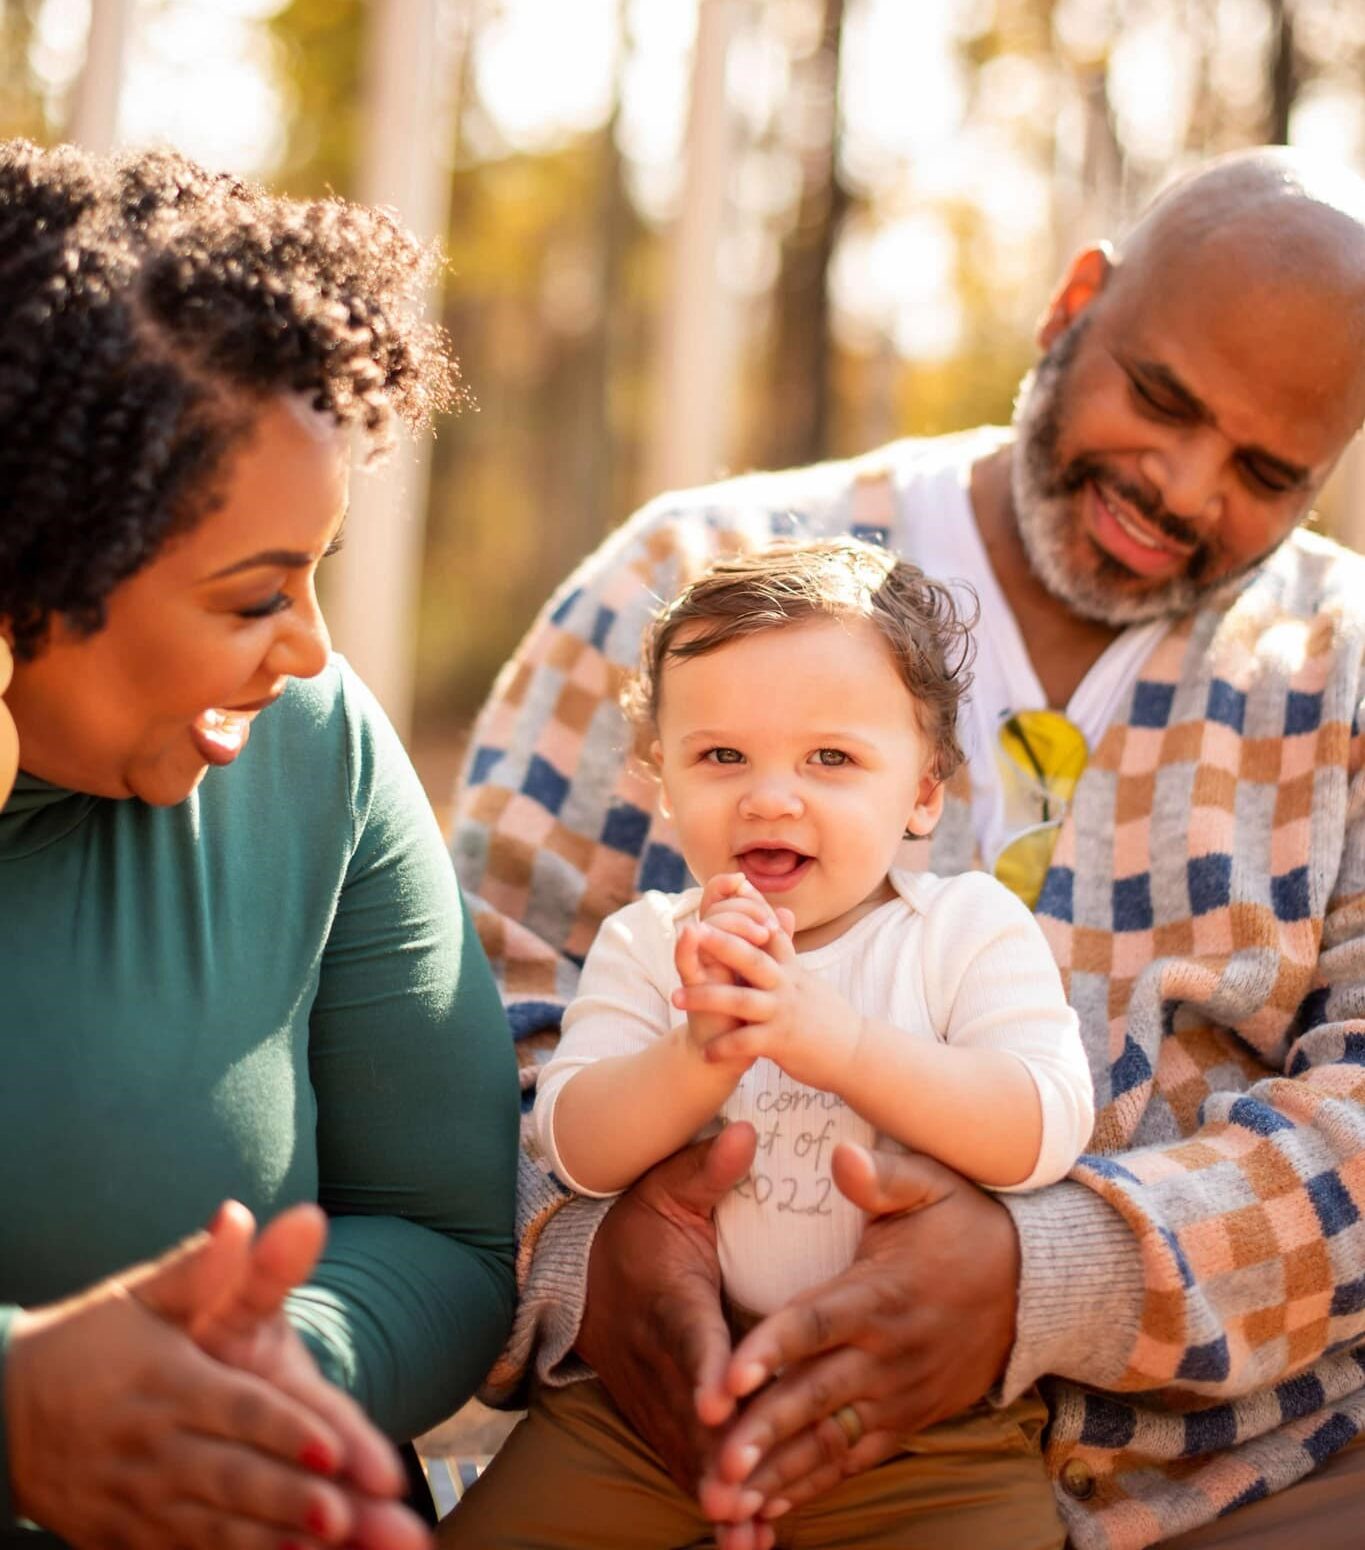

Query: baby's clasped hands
[672,873,863,1093]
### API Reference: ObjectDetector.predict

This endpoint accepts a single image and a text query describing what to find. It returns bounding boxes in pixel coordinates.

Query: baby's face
[0,638,17,804]
[654,616,943,949]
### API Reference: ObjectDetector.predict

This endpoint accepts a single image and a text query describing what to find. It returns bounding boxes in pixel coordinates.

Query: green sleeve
[286,668,519,1441]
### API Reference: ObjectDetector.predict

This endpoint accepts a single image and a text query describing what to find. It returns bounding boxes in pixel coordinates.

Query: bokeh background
[5,0,1365,818]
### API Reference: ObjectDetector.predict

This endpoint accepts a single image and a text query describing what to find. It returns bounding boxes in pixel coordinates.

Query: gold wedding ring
[832,1403,863,1448]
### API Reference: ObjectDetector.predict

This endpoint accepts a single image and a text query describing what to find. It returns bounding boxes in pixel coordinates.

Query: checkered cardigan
[450,438,1365,1550]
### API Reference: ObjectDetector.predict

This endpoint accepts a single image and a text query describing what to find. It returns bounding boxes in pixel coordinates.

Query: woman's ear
[904,773,945,839]
[0,636,19,805]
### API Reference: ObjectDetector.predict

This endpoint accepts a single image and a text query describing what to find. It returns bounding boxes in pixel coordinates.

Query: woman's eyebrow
[206,548,315,580]
[205,515,348,581]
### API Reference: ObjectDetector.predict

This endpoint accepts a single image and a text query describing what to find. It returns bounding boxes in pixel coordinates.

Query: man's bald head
[1112,150,1365,353]
[1013,149,1365,626]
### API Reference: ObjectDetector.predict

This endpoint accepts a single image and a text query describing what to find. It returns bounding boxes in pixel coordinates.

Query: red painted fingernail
[298,1440,336,1475]
[305,1504,332,1537]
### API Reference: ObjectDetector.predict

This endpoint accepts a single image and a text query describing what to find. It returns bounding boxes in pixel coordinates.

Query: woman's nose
[267,588,332,681]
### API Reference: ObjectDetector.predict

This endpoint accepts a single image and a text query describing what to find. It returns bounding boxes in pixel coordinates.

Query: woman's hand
[6,1206,430,1550]
[186,1202,415,1509]
[699,1144,1020,1529]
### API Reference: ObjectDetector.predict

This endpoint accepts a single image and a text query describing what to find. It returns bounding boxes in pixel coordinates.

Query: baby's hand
[698,873,784,945]
[676,875,784,1055]
[671,916,860,1093]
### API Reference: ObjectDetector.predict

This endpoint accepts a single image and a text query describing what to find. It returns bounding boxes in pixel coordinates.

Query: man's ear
[1037,243,1113,350]
[905,773,946,838]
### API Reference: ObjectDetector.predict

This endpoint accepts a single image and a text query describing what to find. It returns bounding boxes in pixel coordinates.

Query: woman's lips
[736,848,812,894]
[189,708,253,767]
[1087,482,1195,579]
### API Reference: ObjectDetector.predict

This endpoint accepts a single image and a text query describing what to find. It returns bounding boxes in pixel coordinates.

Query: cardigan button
[1061,1458,1096,1500]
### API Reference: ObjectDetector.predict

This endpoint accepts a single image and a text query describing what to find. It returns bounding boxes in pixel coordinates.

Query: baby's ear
[905,773,945,838]
[651,740,675,820]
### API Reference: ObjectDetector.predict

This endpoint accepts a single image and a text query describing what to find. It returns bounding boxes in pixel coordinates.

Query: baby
[535,540,1093,1324]
[468,539,1095,1549]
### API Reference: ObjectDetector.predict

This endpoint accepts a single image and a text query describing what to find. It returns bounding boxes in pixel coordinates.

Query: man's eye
[1129,376,1183,419]
[1240,459,1293,495]
[812,748,850,767]
[705,747,744,765]
[236,593,291,620]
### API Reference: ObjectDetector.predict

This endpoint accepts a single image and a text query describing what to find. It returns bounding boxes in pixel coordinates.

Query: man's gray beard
[1009,322,1228,628]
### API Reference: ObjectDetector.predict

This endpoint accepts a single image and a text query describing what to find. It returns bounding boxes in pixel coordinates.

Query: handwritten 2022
[733,1112,838,1216]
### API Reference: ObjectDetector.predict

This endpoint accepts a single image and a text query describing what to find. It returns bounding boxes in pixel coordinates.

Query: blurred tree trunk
[0,0,43,139]
[761,0,848,470]
[648,0,742,494]
[66,0,134,151]
[1265,0,1297,145]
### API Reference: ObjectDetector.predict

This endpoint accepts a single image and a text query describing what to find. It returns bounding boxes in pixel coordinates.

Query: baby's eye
[705,747,744,765]
[812,748,851,767]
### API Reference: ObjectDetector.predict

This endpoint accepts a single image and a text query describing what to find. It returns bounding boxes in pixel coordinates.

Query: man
[448,150,1365,1549]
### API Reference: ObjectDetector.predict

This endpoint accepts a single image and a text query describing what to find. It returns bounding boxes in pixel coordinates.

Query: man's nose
[1137,429,1226,528]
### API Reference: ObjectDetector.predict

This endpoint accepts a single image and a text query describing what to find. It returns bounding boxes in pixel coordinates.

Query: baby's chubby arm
[547,879,780,1198]
[673,903,1065,1190]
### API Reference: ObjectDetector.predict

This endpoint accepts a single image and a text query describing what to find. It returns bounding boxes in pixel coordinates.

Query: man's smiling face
[1008,185,1365,627]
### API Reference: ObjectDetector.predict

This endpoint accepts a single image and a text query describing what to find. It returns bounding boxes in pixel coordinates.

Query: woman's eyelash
[237,593,292,620]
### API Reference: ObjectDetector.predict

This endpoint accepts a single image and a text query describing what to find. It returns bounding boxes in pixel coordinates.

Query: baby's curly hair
[627,538,976,781]
[0,138,460,659]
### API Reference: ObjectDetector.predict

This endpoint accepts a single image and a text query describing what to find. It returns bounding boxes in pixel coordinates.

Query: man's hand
[700,1144,1021,1526]
[576,1124,759,1496]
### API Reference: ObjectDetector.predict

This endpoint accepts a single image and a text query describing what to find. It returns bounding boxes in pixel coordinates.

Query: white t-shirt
[885,429,1170,866]
[534,869,1094,1315]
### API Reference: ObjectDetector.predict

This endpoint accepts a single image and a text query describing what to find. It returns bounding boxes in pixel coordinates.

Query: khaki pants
[439,1378,1065,1550]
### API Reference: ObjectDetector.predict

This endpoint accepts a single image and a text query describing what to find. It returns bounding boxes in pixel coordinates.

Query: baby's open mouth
[736,846,812,893]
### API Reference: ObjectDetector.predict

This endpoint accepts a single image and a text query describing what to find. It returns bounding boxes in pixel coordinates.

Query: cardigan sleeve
[1000,748,1365,1403]
[283,668,520,1441]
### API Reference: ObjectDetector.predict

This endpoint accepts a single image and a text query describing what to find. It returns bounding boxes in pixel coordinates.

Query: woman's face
[4,398,349,806]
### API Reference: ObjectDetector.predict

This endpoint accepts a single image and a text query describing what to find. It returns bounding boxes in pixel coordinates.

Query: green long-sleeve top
[0,658,519,1543]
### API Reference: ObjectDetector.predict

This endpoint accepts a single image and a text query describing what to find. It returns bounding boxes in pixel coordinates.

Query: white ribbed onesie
[534,868,1093,1315]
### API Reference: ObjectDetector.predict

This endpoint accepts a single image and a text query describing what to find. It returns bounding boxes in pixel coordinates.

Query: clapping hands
[672,873,862,1094]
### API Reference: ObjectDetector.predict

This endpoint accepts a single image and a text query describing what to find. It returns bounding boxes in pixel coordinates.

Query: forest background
[4,0,1365,818]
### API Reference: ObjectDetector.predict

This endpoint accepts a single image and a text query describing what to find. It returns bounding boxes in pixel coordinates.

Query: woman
[0,140,519,1548]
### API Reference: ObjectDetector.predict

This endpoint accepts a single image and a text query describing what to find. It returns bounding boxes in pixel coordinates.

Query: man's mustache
[1059,455,1203,553]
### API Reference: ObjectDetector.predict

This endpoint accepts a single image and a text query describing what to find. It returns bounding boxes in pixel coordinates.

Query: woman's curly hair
[0,138,461,659]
